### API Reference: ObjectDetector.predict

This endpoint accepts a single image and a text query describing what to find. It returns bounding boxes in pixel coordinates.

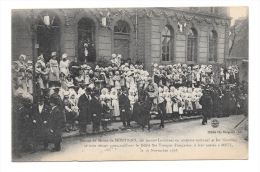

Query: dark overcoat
[78,94,91,124]
[32,104,51,141]
[119,94,131,121]
[90,97,103,123]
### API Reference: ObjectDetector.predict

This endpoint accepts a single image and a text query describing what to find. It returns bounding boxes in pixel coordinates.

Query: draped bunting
[98,8,230,27]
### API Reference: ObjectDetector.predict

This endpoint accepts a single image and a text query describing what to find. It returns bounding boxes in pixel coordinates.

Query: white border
[1,1,259,172]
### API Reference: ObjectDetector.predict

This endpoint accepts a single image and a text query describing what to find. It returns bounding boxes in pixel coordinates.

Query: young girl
[178,95,185,120]
[83,68,90,86]
[77,83,85,98]
[69,93,79,130]
[49,52,60,87]
[60,53,70,76]
[185,88,193,116]
[75,70,84,87]
[108,71,114,88]
[128,88,136,114]
[40,62,50,89]
[110,88,120,121]
[101,96,113,131]
[113,71,121,89]
[26,63,33,95]
[170,87,179,120]
[100,88,108,102]
[60,72,68,91]
[165,92,172,118]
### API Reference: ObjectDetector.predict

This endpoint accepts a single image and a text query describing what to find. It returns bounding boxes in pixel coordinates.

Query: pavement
[15,114,247,161]
[62,115,203,138]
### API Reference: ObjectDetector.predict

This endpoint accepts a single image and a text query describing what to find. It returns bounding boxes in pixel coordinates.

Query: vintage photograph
[11,7,248,161]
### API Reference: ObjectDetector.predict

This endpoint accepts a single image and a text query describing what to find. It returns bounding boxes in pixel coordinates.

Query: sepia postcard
[11,6,248,162]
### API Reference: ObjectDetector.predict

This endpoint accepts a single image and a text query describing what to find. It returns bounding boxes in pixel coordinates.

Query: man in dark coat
[32,95,51,150]
[90,89,103,133]
[199,89,213,125]
[133,90,152,131]
[158,95,166,129]
[78,87,92,134]
[210,86,222,118]
[119,89,132,127]
[18,98,33,152]
[49,96,65,152]
[222,86,233,117]
[12,96,29,158]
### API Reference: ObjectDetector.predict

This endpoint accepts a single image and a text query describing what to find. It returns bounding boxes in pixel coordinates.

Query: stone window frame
[111,16,135,60]
[34,9,65,60]
[185,22,200,64]
[161,25,173,62]
[207,25,220,63]
[159,20,178,64]
[74,10,100,60]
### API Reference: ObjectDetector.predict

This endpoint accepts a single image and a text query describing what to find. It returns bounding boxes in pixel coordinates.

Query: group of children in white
[12,52,239,131]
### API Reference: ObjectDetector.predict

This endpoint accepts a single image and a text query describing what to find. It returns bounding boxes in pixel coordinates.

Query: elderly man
[78,87,92,134]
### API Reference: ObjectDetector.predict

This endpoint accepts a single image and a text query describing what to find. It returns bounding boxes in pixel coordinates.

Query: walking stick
[234,116,248,129]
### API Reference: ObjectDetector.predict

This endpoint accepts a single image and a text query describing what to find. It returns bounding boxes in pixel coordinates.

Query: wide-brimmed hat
[64,91,70,98]
[19,54,26,60]
[27,60,32,64]
[67,82,75,88]
[111,54,116,58]
[51,52,57,57]
[62,53,68,59]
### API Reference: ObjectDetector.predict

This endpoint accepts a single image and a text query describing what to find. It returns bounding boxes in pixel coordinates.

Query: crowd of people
[12,52,248,158]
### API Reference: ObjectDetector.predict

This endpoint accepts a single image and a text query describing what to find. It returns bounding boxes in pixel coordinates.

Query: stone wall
[12,8,230,71]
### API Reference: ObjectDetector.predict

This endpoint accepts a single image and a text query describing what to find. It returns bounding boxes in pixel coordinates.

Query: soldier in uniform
[199,89,213,125]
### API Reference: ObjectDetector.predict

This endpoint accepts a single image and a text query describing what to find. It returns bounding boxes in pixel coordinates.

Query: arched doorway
[37,10,60,63]
[78,18,96,62]
[113,20,130,60]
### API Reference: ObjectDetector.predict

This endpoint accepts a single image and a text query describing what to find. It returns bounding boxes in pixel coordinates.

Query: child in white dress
[110,88,120,121]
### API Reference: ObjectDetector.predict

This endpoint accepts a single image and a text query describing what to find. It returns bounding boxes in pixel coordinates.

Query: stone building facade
[12,7,231,73]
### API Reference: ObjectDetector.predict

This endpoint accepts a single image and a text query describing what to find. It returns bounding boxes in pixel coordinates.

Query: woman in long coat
[133,90,152,131]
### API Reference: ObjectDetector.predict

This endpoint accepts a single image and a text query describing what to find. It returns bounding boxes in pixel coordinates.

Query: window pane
[162,37,167,45]
[162,54,165,61]
[166,46,170,54]
[114,20,130,33]
[166,54,169,61]
[162,46,165,53]
[161,26,173,61]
